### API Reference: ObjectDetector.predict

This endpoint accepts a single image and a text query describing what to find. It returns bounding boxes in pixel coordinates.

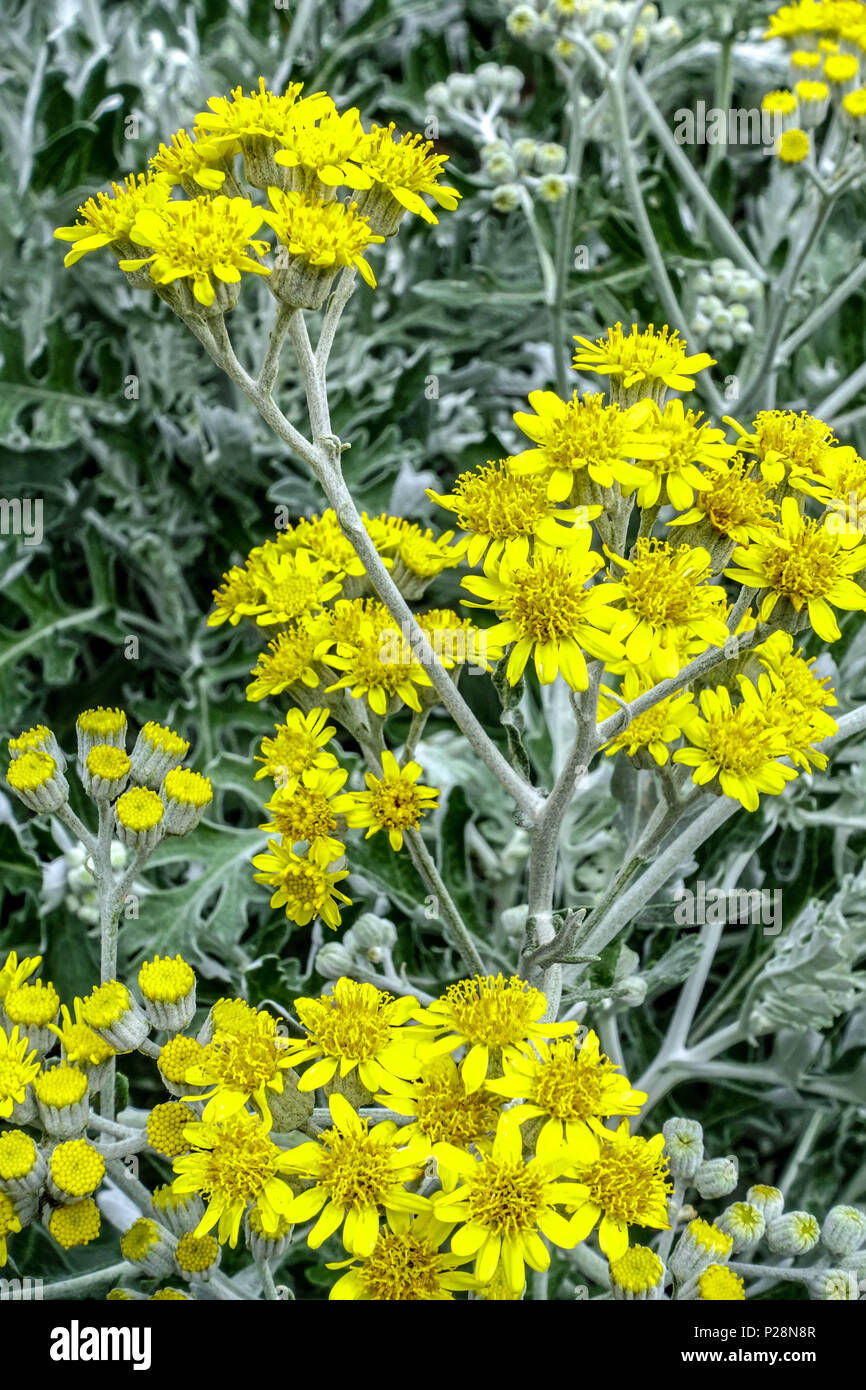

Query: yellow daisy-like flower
[486,1032,647,1154]
[605,538,730,678]
[274,105,371,191]
[53,172,172,266]
[172,1112,299,1247]
[559,1119,672,1261]
[416,609,496,672]
[0,951,42,1000]
[184,1011,296,1128]
[346,750,439,851]
[259,765,354,860]
[738,636,837,771]
[630,399,737,510]
[0,1027,40,1119]
[355,123,461,231]
[245,547,344,627]
[510,391,659,501]
[426,459,599,568]
[251,839,351,929]
[599,667,699,766]
[323,617,433,716]
[264,189,384,289]
[572,323,715,401]
[4,979,60,1031]
[432,1113,586,1293]
[246,619,323,703]
[119,195,271,308]
[326,1212,477,1300]
[361,514,463,589]
[280,1092,431,1254]
[254,708,338,786]
[268,511,369,579]
[461,536,624,690]
[725,409,838,489]
[673,684,799,811]
[790,442,866,529]
[148,128,226,193]
[194,78,331,154]
[208,564,265,627]
[288,977,426,1094]
[755,630,838,726]
[417,974,575,1094]
[725,496,866,641]
[667,453,778,547]
[375,1055,503,1185]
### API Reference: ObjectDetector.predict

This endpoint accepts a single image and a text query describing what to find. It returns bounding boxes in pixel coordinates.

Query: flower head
[631,398,737,510]
[254,708,338,786]
[274,106,370,191]
[173,1112,299,1246]
[323,617,433,715]
[599,667,698,766]
[561,1119,672,1261]
[346,751,439,851]
[462,537,624,690]
[354,124,461,232]
[0,1028,40,1119]
[194,78,330,152]
[49,1198,100,1250]
[573,323,715,400]
[288,978,425,1094]
[673,683,799,810]
[280,1093,431,1254]
[246,620,323,702]
[605,538,730,678]
[726,496,866,641]
[259,765,353,860]
[418,975,575,1093]
[54,173,172,265]
[327,1213,477,1300]
[511,391,659,501]
[667,453,778,547]
[264,189,383,288]
[149,128,226,192]
[375,1055,503,1165]
[184,1011,296,1127]
[252,839,351,929]
[119,196,270,308]
[726,409,838,489]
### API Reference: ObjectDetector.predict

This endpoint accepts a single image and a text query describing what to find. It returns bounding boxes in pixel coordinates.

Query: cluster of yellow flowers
[4,709,212,845]
[0,955,685,1299]
[763,0,866,162]
[53,78,460,311]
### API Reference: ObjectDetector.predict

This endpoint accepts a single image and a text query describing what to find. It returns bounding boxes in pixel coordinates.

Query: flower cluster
[762,0,866,164]
[54,78,460,312]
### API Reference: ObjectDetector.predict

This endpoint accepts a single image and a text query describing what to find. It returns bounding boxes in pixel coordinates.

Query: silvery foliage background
[0,0,864,1296]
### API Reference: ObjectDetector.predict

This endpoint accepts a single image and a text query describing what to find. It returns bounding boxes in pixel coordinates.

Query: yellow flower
[208,564,265,627]
[738,635,837,770]
[273,105,371,190]
[0,1191,21,1265]
[605,538,730,678]
[149,128,226,192]
[572,323,715,400]
[599,668,699,766]
[725,496,866,641]
[0,1027,40,1118]
[417,974,575,1094]
[184,1011,297,1128]
[4,979,60,1030]
[461,537,624,690]
[263,188,384,288]
[725,408,838,489]
[355,124,461,231]
[194,78,331,154]
[609,1244,665,1298]
[251,840,351,929]
[327,1212,477,1300]
[119,195,271,308]
[323,617,433,715]
[346,751,439,851]
[266,511,368,579]
[259,765,354,860]
[559,1119,672,1261]
[698,1264,746,1300]
[148,1101,195,1157]
[361,514,463,591]
[416,609,496,672]
[673,684,799,811]
[288,977,426,1093]
[253,708,338,786]
[280,1092,431,1254]
[432,1113,586,1293]
[427,459,599,567]
[246,620,324,703]
[245,546,344,627]
[667,453,778,546]
[53,172,172,266]
[777,127,811,161]
[486,1032,647,1154]
[49,1139,106,1198]
[762,89,798,116]
[789,442,866,529]
[0,952,41,1000]
[510,391,659,501]
[375,1055,503,1183]
[630,399,737,510]
[172,1112,299,1247]
[49,1198,100,1250]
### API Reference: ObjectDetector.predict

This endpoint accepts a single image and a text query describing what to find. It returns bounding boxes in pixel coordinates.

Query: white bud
[715,1201,765,1253]
[351,912,398,953]
[694,1156,738,1199]
[315,942,357,979]
[745,1185,784,1221]
[822,1205,866,1256]
[663,1117,704,1180]
[766,1211,820,1255]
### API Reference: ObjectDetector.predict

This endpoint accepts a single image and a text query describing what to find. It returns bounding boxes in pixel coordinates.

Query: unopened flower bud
[809,1268,858,1300]
[669,1219,733,1282]
[316,941,357,979]
[663,1117,704,1180]
[715,1201,765,1253]
[822,1205,866,1257]
[766,1211,820,1255]
[491,183,521,213]
[746,1184,784,1221]
[694,1156,738,1199]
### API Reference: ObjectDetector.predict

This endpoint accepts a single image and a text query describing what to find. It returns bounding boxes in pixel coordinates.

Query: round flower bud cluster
[501,0,681,65]
[480,136,573,211]
[691,258,762,355]
[425,63,524,122]
[316,911,398,978]
[52,840,130,928]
